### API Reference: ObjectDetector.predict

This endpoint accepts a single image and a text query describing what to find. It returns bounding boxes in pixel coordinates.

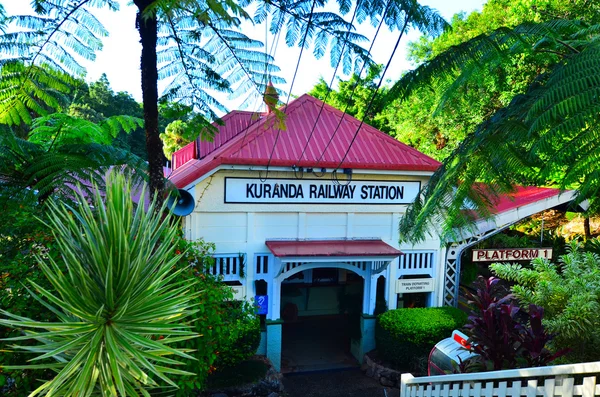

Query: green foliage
[161,120,193,160]
[0,126,146,204]
[397,15,600,243]
[309,64,388,131]
[68,75,148,159]
[28,113,142,148]
[0,195,58,395]
[214,301,261,369]
[0,0,111,126]
[0,172,199,395]
[491,242,600,362]
[383,0,600,163]
[166,238,260,395]
[376,307,467,367]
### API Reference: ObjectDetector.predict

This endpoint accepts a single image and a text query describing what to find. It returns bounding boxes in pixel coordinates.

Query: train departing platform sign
[472,248,553,262]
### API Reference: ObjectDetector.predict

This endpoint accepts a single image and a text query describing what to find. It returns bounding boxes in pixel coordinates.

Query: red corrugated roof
[487,186,562,214]
[266,239,402,257]
[170,94,441,187]
[197,111,257,161]
[171,141,196,169]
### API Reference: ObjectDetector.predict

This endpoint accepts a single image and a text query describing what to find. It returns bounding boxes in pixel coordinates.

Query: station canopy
[266,239,402,258]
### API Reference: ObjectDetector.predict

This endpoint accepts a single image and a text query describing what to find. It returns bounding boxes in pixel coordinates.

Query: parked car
[428,330,478,376]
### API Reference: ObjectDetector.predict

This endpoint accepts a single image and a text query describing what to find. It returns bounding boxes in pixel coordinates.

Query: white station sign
[224,177,421,204]
[472,248,553,262]
[396,278,435,294]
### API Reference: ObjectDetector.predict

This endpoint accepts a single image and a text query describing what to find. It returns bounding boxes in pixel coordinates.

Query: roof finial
[263,79,279,114]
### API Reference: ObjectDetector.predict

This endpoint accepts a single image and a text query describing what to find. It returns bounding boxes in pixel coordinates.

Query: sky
[2,0,486,113]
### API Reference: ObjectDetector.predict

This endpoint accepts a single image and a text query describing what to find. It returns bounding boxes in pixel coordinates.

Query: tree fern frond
[399,19,600,243]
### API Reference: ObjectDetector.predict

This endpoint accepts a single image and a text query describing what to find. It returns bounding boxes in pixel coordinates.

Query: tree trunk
[134,0,166,204]
[584,216,592,240]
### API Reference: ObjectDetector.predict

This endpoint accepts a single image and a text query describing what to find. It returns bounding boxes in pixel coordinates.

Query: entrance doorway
[280,268,364,373]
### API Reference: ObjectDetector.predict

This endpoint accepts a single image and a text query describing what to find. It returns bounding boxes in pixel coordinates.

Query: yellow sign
[472,248,552,262]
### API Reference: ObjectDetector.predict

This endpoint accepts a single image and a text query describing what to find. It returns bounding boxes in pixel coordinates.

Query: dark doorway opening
[280,268,363,373]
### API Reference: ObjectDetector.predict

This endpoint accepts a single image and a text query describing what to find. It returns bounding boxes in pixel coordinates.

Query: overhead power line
[312,0,393,172]
[261,0,319,182]
[294,0,363,175]
[332,7,413,185]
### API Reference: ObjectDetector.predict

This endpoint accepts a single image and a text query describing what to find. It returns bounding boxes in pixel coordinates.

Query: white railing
[206,254,245,282]
[399,250,435,277]
[400,361,600,397]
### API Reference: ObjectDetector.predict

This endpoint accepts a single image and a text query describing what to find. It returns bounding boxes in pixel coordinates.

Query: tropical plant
[160,120,194,160]
[395,15,600,243]
[380,0,600,162]
[164,237,261,394]
[0,193,58,395]
[0,112,146,204]
[0,171,199,395]
[0,0,448,198]
[309,64,389,131]
[213,301,261,369]
[68,74,148,158]
[491,242,600,362]
[463,277,562,371]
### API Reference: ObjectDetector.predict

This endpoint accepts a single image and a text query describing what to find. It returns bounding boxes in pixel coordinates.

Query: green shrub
[167,239,261,395]
[376,307,467,368]
[0,195,57,395]
[214,301,261,369]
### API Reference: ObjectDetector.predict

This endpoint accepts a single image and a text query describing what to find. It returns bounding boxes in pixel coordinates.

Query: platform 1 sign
[472,248,553,262]
[396,278,435,294]
[224,177,421,205]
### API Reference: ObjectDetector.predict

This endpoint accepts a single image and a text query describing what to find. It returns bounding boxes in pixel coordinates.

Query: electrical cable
[294,0,362,178]
[174,12,285,180]
[334,10,413,176]
[236,14,285,157]
[260,0,318,182]
[311,0,393,174]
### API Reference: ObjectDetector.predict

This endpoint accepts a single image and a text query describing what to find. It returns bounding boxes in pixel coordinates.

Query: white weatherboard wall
[185,169,443,370]
[187,169,443,305]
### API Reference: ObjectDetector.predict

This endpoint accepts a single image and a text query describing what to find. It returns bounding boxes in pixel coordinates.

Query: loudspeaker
[167,189,195,216]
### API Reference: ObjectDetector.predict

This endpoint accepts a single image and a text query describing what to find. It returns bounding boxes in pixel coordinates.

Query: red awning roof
[170,94,441,188]
[489,186,562,214]
[265,239,402,258]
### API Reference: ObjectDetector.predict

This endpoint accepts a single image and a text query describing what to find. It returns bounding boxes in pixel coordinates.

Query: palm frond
[0,121,147,204]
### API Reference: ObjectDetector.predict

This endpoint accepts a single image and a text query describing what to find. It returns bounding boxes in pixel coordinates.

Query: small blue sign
[255,295,268,315]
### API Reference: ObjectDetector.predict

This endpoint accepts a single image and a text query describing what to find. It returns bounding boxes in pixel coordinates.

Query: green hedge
[376,307,467,368]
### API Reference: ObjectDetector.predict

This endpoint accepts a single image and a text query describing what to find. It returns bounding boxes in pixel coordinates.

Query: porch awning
[265,239,402,258]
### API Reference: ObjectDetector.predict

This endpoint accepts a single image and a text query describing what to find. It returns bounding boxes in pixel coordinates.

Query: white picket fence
[400,361,600,397]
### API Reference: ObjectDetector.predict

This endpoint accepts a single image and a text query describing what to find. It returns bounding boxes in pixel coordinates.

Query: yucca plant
[0,171,199,396]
